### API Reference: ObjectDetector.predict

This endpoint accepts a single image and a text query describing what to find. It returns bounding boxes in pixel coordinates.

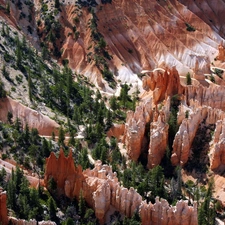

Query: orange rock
[44,149,85,198]
[147,114,169,169]
[123,99,153,161]
[139,198,198,225]
[0,188,8,225]
[0,97,59,136]
[106,123,125,139]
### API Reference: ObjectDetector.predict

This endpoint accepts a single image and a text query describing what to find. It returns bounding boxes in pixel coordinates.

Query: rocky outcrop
[209,119,225,170]
[147,114,169,169]
[44,152,197,224]
[140,198,198,225]
[0,97,59,136]
[106,123,125,139]
[0,188,8,225]
[186,84,225,111]
[83,161,142,223]
[44,149,85,198]
[123,99,153,161]
[216,44,225,61]
[142,67,184,105]
[172,100,225,166]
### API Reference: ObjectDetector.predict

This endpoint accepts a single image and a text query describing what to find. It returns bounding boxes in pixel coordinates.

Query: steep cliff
[172,100,225,167]
[44,152,197,224]
[123,99,153,161]
[209,119,225,170]
[44,149,85,198]
[140,198,198,225]
[0,97,59,136]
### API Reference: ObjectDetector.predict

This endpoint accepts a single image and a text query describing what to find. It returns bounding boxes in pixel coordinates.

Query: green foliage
[78,191,86,216]
[121,163,167,202]
[7,111,13,124]
[198,180,216,225]
[78,148,90,170]
[209,74,215,83]
[58,125,65,146]
[48,196,57,220]
[2,63,10,81]
[185,22,196,32]
[213,68,224,78]
[7,167,44,220]
[0,78,6,98]
[186,72,192,85]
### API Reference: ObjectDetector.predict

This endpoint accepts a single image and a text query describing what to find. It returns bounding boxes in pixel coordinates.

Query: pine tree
[7,111,13,124]
[55,0,60,8]
[6,1,10,14]
[15,36,22,69]
[47,196,57,220]
[58,125,65,146]
[78,191,86,216]
[28,68,32,101]
[186,72,192,85]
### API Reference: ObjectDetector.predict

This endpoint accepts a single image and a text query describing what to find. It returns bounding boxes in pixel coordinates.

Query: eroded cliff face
[0,97,59,136]
[44,149,85,198]
[123,98,153,161]
[209,119,225,170]
[140,198,198,225]
[44,152,197,225]
[3,0,221,88]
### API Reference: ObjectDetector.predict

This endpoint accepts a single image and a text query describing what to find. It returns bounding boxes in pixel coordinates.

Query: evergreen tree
[0,78,6,98]
[42,138,50,157]
[47,196,57,220]
[186,72,192,85]
[58,125,65,146]
[15,36,22,69]
[28,69,33,101]
[109,95,117,111]
[106,110,113,131]
[7,111,13,124]
[78,191,86,216]
[6,1,10,14]
[55,0,60,8]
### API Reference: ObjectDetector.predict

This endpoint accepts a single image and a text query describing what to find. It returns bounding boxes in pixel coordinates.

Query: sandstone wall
[44,152,197,224]
[0,97,59,136]
[123,99,153,161]
[140,198,198,225]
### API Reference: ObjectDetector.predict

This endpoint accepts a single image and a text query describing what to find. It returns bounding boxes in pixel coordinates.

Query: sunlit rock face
[44,152,197,224]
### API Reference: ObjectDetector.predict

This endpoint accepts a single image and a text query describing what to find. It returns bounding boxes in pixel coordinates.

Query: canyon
[0,0,225,224]
[44,150,198,225]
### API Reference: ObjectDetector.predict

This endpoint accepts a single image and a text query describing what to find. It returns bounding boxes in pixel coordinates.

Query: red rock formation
[172,100,225,166]
[142,67,184,105]
[0,188,8,225]
[123,99,153,161]
[186,84,225,111]
[0,97,59,136]
[44,149,85,198]
[106,123,125,139]
[44,153,197,224]
[147,114,169,169]
[209,119,225,170]
[140,198,198,225]
[216,44,225,61]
